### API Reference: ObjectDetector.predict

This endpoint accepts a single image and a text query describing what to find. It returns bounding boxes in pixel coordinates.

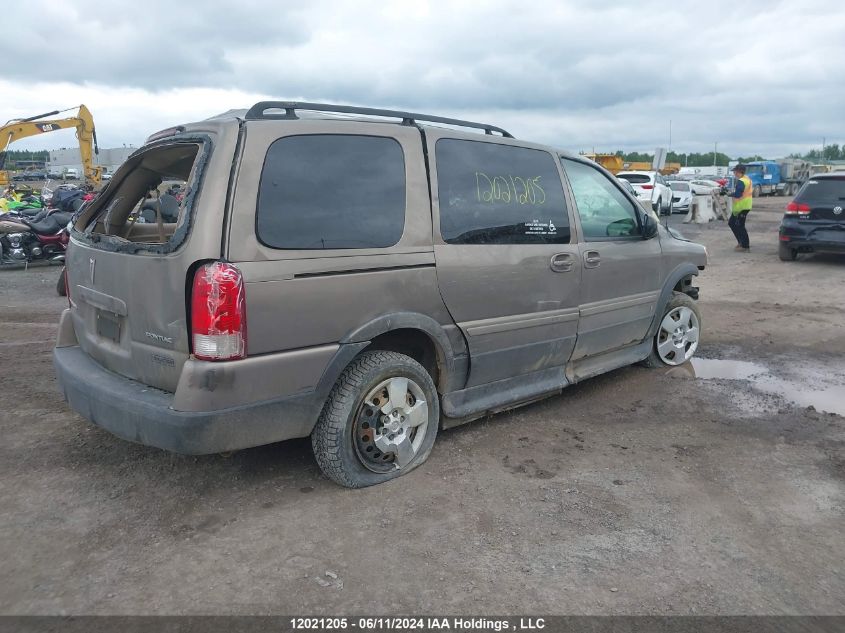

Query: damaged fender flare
[647,263,700,339]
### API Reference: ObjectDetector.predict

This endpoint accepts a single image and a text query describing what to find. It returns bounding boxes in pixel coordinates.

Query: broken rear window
[73,139,207,253]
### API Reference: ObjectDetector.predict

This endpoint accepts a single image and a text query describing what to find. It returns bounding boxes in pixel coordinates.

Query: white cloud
[1,0,843,157]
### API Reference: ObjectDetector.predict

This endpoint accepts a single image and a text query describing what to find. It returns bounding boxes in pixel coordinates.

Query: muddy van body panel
[226,119,462,364]
[63,121,241,393]
[423,128,583,387]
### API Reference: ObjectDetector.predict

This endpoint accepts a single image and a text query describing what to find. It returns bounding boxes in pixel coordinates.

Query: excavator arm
[0,105,101,188]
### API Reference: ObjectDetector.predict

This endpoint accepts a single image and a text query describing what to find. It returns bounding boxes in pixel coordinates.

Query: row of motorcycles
[0,183,95,269]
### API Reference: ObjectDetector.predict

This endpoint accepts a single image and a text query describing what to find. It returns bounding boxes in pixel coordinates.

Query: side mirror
[641,211,659,239]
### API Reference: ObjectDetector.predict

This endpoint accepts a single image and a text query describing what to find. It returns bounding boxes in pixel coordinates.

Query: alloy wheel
[656,306,700,365]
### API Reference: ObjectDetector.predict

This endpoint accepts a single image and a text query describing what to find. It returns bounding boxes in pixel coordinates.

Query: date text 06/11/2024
[289,618,546,631]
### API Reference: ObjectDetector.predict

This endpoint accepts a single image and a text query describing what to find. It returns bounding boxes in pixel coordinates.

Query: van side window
[435,139,570,244]
[561,159,641,239]
[257,135,406,249]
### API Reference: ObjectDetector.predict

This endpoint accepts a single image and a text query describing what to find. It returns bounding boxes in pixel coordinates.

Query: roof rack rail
[244,101,513,138]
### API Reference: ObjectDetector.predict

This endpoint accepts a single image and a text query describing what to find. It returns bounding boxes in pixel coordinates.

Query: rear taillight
[191,262,247,361]
[785,201,810,215]
[641,184,654,190]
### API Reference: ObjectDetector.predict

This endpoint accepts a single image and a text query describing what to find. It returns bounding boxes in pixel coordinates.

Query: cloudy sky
[1,0,843,158]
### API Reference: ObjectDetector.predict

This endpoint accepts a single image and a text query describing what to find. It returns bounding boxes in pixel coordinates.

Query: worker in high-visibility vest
[729,164,753,252]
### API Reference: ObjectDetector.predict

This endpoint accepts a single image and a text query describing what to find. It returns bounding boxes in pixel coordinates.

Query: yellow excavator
[583,153,681,176]
[0,104,102,189]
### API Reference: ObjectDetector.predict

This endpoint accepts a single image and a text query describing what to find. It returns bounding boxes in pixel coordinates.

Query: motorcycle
[0,209,73,267]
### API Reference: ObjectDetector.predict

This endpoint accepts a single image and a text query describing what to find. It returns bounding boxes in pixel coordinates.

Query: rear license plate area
[811,230,845,242]
[96,310,121,342]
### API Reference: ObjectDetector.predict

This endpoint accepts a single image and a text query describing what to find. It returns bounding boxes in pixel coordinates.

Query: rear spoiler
[145,126,186,143]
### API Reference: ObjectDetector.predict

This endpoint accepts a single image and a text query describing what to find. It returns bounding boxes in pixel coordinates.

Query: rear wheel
[778,243,798,261]
[312,351,439,488]
[642,292,701,367]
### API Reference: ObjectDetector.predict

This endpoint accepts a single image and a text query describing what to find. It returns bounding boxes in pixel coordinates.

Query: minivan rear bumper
[53,345,318,454]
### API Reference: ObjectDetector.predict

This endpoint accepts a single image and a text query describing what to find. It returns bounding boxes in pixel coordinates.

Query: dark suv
[54,102,707,488]
[779,174,845,261]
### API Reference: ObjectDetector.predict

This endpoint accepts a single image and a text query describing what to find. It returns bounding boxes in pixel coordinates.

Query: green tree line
[1,149,49,168]
[614,150,764,166]
[614,143,845,165]
[790,144,845,161]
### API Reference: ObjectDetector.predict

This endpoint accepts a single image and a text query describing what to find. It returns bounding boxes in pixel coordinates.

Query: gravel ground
[1,197,843,615]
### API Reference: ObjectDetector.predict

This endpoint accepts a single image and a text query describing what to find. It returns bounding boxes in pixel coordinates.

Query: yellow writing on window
[475,173,546,205]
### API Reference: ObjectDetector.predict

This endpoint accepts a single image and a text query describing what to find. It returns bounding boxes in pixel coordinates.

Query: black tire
[56,268,67,296]
[312,350,439,488]
[752,184,761,198]
[641,292,702,368]
[778,243,798,262]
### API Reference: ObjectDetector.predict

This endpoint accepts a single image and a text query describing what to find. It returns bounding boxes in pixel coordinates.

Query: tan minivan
[54,102,707,487]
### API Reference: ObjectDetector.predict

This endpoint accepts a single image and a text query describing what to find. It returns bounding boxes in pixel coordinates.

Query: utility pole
[668,119,672,153]
[713,142,718,167]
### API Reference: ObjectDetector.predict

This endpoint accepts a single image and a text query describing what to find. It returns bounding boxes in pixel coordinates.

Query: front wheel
[312,351,439,488]
[642,292,702,367]
[752,184,761,198]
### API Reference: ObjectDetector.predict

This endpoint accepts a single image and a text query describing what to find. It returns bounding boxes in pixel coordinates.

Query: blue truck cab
[745,161,782,196]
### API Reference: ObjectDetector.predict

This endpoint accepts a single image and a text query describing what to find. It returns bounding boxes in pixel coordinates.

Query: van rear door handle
[550,253,574,273]
[583,251,601,268]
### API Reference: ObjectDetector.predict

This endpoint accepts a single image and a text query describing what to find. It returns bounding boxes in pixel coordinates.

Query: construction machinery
[583,153,625,174]
[0,105,101,189]
[583,153,681,175]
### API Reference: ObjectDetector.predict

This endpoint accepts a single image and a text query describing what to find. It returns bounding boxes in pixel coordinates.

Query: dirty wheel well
[674,275,699,300]
[364,329,441,391]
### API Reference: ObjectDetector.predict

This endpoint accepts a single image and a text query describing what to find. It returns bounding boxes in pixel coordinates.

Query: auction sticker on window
[524,219,556,236]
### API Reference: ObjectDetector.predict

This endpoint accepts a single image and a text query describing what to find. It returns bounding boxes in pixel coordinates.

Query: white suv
[616,171,673,215]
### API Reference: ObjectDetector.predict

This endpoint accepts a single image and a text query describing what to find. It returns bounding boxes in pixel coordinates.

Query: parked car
[63,168,80,180]
[778,173,845,261]
[616,176,638,197]
[54,101,707,488]
[15,170,47,181]
[667,181,693,214]
[616,170,673,215]
[101,172,112,181]
[690,179,722,195]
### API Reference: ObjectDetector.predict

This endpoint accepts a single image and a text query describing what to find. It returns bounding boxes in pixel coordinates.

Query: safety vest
[733,175,753,213]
